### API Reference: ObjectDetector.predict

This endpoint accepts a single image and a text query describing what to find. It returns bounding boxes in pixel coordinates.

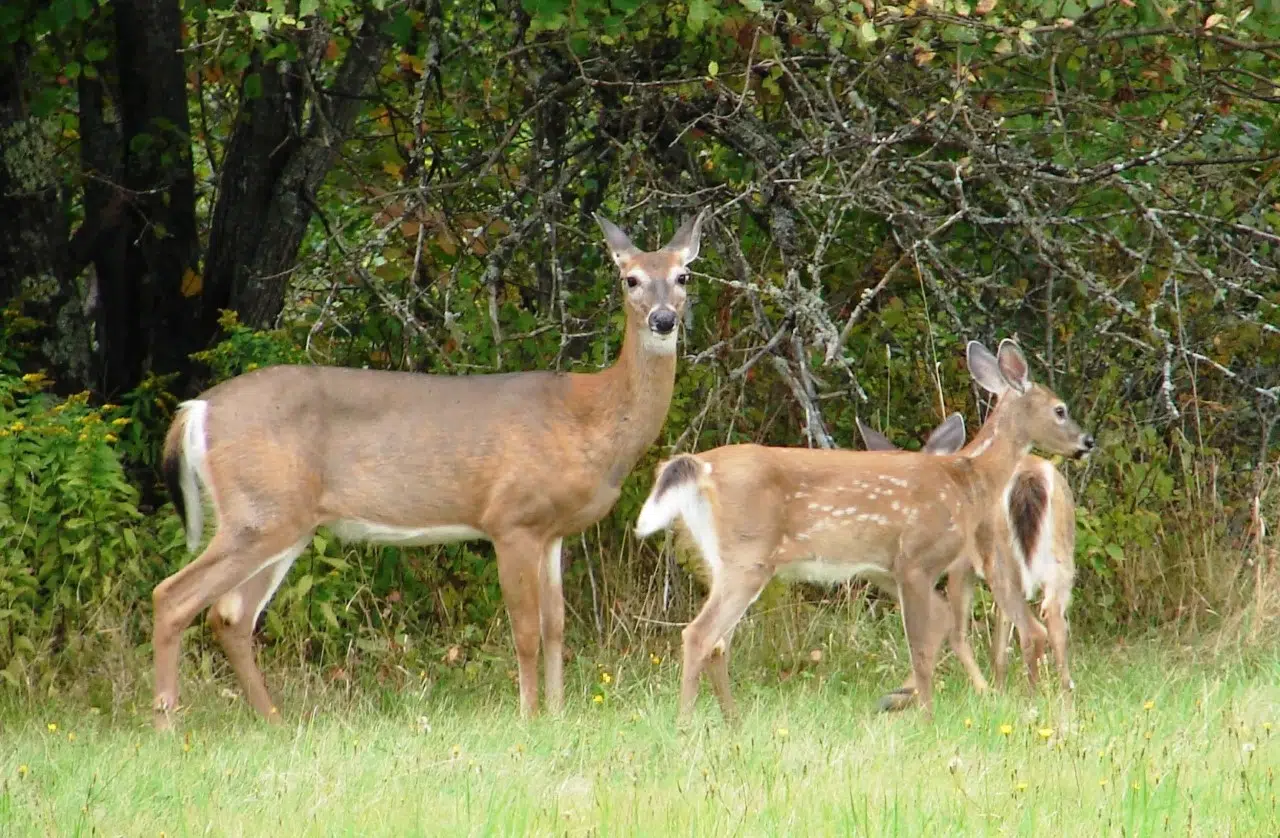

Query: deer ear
[996,339,1031,394]
[856,417,900,452]
[967,341,1008,397]
[595,214,638,267]
[922,412,966,455]
[662,208,708,266]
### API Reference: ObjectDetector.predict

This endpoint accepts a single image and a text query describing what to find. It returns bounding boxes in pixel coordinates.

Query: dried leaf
[180,268,202,298]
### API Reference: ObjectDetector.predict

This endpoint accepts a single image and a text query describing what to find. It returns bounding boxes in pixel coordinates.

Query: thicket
[0,0,1277,701]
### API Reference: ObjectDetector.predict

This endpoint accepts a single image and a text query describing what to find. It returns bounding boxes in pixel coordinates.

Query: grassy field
[2,624,1278,837]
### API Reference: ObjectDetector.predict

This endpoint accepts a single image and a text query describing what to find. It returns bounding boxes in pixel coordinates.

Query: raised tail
[635,452,722,582]
[162,400,212,552]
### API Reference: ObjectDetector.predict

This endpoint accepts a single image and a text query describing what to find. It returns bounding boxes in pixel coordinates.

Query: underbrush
[1,628,1278,836]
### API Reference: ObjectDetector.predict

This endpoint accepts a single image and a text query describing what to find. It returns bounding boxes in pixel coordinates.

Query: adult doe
[153,209,707,729]
[634,340,1093,720]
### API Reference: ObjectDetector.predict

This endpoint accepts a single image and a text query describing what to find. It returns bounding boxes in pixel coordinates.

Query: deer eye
[625,276,640,289]
[1054,405,1067,420]
[676,273,689,286]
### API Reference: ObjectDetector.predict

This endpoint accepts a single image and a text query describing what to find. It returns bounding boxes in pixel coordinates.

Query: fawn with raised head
[153,209,707,730]
[857,412,1079,707]
[635,340,1093,720]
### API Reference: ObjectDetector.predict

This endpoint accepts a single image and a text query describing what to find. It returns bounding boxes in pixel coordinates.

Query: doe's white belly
[327,519,487,546]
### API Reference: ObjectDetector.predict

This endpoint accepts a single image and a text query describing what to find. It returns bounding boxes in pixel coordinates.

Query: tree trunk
[99,0,200,398]
[0,38,84,386]
[205,13,392,331]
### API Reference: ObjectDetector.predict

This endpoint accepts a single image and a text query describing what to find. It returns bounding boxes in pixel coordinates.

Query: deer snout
[1074,433,1096,458]
[648,308,677,335]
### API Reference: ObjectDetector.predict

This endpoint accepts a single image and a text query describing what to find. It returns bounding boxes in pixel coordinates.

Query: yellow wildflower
[11,421,25,432]
[21,372,46,383]
[1099,777,1108,787]
[776,727,789,738]
[650,654,662,665]
[104,434,117,443]
[111,417,132,426]
[450,744,462,758]
[67,732,76,742]
[18,764,28,778]
[592,694,604,704]
[1038,727,1053,739]
[1015,781,1028,792]
[999,723,1013,736]
[1143,700,1155,711]
[600,671,612,684]
[101,404,117,411]
[964,718,972,728]
[78,433,88,442]
[47,722,57,732]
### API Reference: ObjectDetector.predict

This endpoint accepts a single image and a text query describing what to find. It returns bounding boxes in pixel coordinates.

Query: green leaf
[299,0,320,17]
[51,0,74,29]
[243,72,264,100]
[707,60,719,78]
[85,40,109,62]
[319,601,340,629]
[687,0,714,35]
[248,11,272,34]
[740,0,764,12]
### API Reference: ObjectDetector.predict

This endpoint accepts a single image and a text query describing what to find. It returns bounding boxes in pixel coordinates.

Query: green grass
[2,629,1279,836]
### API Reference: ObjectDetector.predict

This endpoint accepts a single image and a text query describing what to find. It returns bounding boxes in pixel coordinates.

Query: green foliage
[189,310,308,381]
[0,369,180,693]
[2,0,1279,692]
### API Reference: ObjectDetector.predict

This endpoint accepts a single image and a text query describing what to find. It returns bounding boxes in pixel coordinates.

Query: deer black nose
[1082,434,1096,450]
[649,308,677,335]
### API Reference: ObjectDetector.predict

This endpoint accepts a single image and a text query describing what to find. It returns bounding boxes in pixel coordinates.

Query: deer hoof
[876,687,917,713]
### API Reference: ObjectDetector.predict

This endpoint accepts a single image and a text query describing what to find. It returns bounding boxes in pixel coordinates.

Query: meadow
[3,610,1277,838]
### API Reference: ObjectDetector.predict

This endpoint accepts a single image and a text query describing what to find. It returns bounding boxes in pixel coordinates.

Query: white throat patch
[641,328,679,355]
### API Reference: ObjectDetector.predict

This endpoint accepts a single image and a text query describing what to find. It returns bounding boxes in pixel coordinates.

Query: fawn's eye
[1054,405,1067,420]
[676,273,689,286]
[625,276,640,289]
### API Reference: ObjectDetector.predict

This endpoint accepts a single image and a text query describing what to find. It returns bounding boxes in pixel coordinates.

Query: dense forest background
[0,0,1277,700]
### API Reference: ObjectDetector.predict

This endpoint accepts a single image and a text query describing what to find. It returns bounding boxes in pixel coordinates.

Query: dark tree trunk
[97,0,200,398]
[205,13,392,330]
[0,38,84,385]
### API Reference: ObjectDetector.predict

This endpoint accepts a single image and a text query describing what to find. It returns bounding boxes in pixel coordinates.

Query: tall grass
[2,614,1278,837]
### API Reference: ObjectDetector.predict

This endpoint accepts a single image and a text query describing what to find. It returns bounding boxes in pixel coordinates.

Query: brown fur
[636,340,1093,722]
[1008,469,1049,566]
[150,210,708,730]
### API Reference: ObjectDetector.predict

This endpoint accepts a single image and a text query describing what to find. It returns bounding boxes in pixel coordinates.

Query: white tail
[167,400,211,552]
[636,339,1094,721]
[150,208,708,730]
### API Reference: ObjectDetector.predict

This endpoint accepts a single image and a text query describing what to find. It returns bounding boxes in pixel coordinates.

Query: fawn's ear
[595,214,639,267]
[922,413,966,455]
[856,417,900,452]
[996,339,1031,394]
[967,341,1008,397]
[662,208,709,266]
